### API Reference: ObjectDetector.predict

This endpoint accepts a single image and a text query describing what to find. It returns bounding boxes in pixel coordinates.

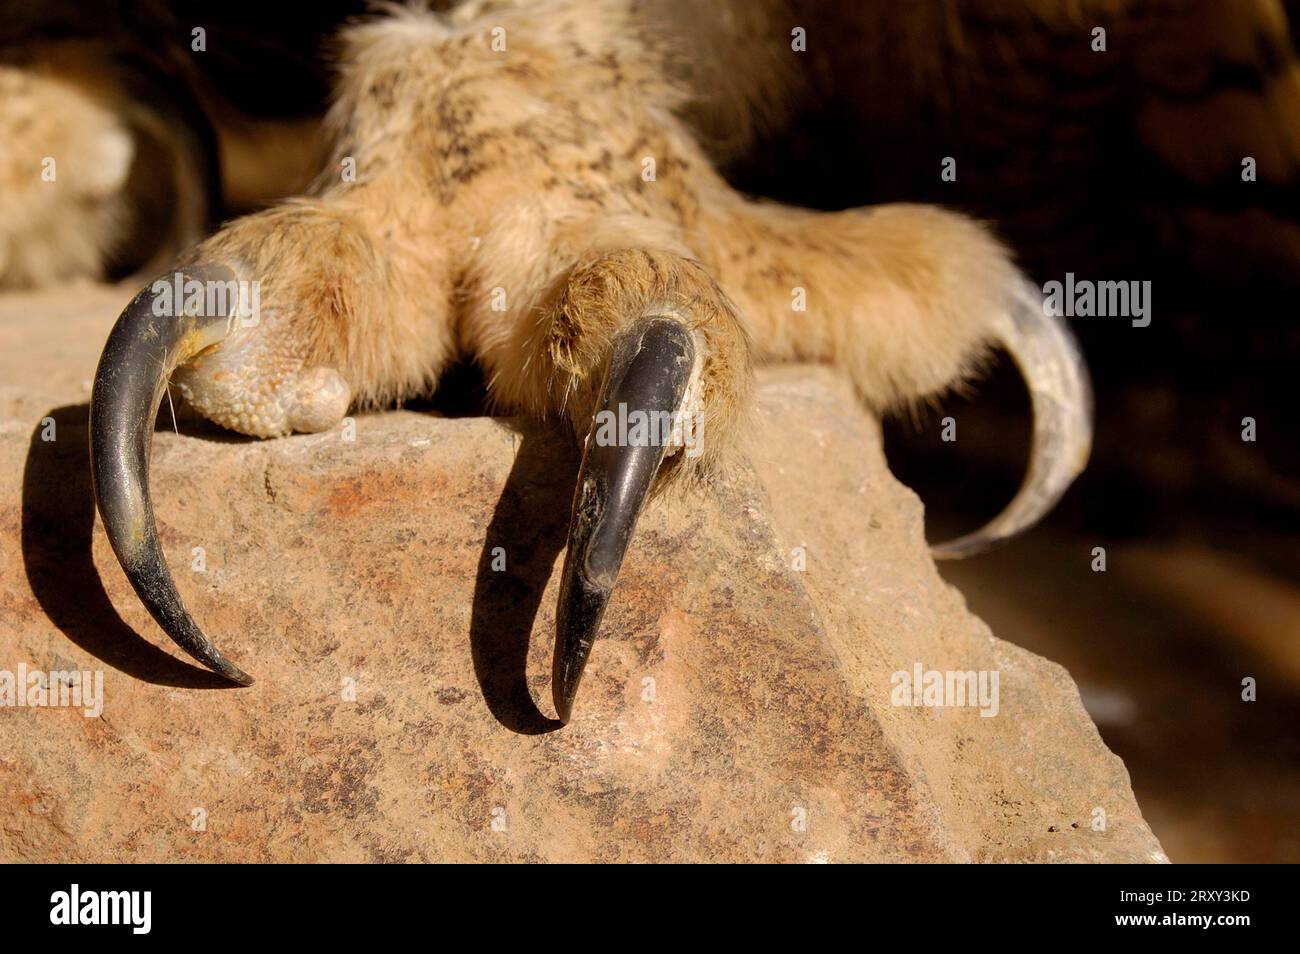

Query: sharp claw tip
[211,666,254,687]
[206,657,254,686]
[552,681,575,724]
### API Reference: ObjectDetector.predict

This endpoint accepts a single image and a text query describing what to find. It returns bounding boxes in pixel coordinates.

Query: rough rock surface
[0,283,1166,862]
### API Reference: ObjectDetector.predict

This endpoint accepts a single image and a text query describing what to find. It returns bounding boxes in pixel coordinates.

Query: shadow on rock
[21,404,233,688]
[470,420,577,734]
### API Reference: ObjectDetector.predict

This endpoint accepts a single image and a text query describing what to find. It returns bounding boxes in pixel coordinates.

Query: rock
[0,283,1165,862]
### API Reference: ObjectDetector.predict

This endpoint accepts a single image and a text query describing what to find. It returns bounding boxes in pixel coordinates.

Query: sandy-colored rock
[0,284,1165,862]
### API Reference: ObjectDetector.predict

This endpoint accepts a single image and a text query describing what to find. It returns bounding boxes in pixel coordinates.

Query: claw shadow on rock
[20,404,233,688]
[470,419,578,734]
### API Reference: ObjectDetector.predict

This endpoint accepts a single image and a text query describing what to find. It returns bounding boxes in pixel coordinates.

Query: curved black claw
[552,317,696,723]
[90,264,253,685]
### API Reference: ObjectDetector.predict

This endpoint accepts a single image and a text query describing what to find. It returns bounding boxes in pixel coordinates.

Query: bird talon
[552,316,697,723]
[90,264,253,685]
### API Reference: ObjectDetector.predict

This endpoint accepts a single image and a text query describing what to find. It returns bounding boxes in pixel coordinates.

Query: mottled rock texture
[0,284,1165,862]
